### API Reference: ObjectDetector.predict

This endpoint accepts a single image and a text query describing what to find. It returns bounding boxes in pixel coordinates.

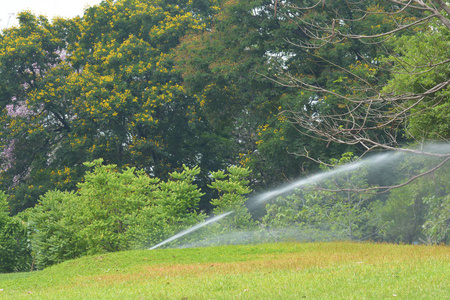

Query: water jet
[149,144,450,249]
[149,211,234,250]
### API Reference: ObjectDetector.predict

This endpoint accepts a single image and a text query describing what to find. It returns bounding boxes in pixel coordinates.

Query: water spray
[248,152,400,208]
[148,146,449,250]
[149,153,393,250]
[248,158,365,208]
[149,211,234,250]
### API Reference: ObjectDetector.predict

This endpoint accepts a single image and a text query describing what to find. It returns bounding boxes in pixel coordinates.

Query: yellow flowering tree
[0,12,72,211]
[0,0,224,213]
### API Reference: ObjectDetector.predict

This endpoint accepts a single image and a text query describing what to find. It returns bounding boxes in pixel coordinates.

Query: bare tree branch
[265,0,450,188]
[312,156,450,194]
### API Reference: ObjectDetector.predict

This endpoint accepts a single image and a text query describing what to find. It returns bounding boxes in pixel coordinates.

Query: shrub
[262,153,376,241]
[373,154,449,244]
[209,165,256,230]
[0,191,32,272]
[29,190,88,269]
[28,159,206,269]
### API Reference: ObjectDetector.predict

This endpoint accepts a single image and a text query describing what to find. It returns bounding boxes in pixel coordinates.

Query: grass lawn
[0,242,448,299]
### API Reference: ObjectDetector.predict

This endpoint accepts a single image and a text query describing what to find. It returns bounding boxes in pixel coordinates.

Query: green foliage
[382,20,450,140]
[263,153,377,240]
[0,0,448,265]
[0,11,70,213]
[373,187,427,244]
[28,159,205,269]
[175,0,377,190]
[209,166,256,229]
[423,194,450,244]
[126,164,206,249]
[373,155,450,244]
[0,192,31,272]
[0,0,229,213]
[28,190,86,269]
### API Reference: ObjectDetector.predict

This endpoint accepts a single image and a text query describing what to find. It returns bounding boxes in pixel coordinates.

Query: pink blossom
[1,140,16,171]
[55,49,67,61]
[6,101,33,117]
[21,83,30,90]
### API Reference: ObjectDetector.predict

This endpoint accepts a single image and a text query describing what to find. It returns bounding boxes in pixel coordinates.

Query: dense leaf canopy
[0,1,449,274]
[0,0,231,212]
[0,0,448,248]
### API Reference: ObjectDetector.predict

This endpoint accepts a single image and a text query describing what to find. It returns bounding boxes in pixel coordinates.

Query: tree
[0,12,70,212]
[382,19,450,142]
[268,0,450,167]
[175,0,356,190]
[0,0,230,213]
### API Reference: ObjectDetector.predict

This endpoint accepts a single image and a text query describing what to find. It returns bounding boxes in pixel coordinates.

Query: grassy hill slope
[0,242,448,299]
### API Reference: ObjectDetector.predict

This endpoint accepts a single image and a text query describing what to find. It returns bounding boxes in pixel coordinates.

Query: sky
[1,0,104,30]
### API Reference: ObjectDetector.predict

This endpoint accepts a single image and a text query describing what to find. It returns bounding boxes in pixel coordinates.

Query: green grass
[0,242,449,299]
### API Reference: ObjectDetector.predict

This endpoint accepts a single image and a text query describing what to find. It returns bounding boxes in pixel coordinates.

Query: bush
[209,166,256,230]
[161,165,257,247]
[28,159,206,269]
[125,164,206,249]
[373,154,450,244]
[29,190,87,269]
[0,191,32,272]
[422,194,449,244]
[262,153,376,241]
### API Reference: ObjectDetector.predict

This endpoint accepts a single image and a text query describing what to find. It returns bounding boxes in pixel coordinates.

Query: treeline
[2,153,448,272]
[0,0,355,214]
[0,160,255,272]
[1,0,449,272]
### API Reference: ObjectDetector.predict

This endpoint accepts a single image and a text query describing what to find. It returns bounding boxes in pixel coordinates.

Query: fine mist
[149,143,450,249]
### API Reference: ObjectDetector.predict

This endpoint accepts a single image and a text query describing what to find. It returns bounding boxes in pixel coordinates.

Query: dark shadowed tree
[268,1,450,168]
